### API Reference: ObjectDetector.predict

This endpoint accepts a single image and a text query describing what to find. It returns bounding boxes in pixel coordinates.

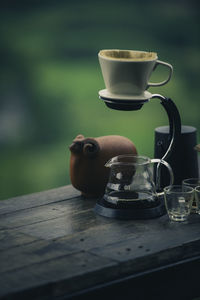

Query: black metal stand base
[94,196,166,220]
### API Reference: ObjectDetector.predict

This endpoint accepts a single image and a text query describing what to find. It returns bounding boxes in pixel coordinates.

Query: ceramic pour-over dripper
[98,49,173,98]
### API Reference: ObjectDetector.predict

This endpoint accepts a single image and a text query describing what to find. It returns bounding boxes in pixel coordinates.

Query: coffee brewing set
[69,49,199,220]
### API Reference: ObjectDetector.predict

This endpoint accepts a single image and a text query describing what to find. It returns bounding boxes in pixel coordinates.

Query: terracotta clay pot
[69,134,137,198]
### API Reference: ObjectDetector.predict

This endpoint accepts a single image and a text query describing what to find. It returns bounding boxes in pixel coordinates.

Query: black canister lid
[155,125,197,135]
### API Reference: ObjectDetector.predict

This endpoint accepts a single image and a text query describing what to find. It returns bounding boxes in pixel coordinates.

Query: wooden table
[1,185,200,300]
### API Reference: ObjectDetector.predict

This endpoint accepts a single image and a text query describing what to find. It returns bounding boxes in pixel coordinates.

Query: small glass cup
[182,178,200,213]
[164,185,194,222]
[195,186,200,215]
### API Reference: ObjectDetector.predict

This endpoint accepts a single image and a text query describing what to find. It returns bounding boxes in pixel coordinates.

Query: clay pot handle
[83,139,100,158]
[69,141,83,153]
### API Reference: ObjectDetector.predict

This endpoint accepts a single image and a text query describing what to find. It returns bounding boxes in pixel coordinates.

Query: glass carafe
[104,155,174,209]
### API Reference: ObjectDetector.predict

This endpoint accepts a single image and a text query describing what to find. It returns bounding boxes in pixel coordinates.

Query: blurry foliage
[0,0,199,200]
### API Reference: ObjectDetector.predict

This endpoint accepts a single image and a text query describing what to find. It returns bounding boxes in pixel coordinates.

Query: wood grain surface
[0,184,200,299]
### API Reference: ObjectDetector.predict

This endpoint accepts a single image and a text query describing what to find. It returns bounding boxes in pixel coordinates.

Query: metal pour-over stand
[94,93,182,219]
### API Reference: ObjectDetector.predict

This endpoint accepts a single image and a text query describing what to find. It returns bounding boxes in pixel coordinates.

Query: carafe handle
[150,158,174,194]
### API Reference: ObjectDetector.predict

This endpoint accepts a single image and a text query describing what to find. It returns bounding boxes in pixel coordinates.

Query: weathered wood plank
[1,183,200,300]
[0,239,78,274]
[0,230,39,251]
[0,185,80,215]
[0,196,112,240]
[89,215,200,264]
[0,251,119,300]
[0,196,95,230]
[1,231,200,299]
[15,209,111,240]
[53,213,200,264]
[1,209,199,276]
[56,219,143,251]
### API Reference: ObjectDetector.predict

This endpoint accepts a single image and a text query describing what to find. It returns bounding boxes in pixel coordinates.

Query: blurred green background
[0,0,199,200]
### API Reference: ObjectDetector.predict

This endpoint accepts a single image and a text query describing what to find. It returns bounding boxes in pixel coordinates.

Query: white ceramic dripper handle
[150,158,174,193]
[148,60,173,87]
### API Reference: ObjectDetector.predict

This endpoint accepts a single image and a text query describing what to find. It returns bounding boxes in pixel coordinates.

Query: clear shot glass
[182,178,200,213]
[195,186,200,215]
[164,185,194,222]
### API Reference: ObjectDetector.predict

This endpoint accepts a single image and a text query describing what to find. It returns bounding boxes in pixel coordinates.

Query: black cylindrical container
[154,125,199,188]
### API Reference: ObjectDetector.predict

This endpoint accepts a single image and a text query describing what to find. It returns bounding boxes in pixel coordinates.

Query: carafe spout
[105,158,114,168]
